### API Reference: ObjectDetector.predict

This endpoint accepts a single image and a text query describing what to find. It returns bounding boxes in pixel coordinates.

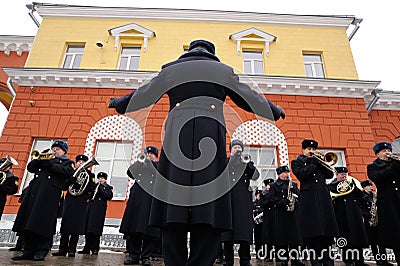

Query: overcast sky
[0,1,399,132]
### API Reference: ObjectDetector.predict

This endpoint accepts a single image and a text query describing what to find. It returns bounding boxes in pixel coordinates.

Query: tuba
[31,149,54,160]
[311,151,338,173]
[330,175,362,200]
[0,155,19,185]
[68,157,99,196]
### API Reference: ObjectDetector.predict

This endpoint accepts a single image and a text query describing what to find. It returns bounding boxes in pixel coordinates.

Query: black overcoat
[327,179,368,247]
[112,49,283,231]
[267,179,302,246]
[60,169,95,235]
[291,155,339,239]
[221,156,259,243]
[367,158,400,249]
[261,188,276,245]
[360,191,380,245]
[85,182,113,236]
[120,160,160,237]
[12,156,74,237]
[0,171,18,219]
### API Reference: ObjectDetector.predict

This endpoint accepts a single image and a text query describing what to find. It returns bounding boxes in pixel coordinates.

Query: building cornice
[34,3,356,28]
[0,35,35,56]
[365,91,400,111]
[3,67,379,99]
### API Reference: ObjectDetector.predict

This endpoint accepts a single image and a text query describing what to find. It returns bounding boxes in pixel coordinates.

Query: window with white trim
[21,138,67,192]
[62,45,84,69]
[303,54,325,78]
[242,51,264,75]
[118,47,141,70]
[246,146,277,181]
[92,141,133,200]
[392,138,400,153]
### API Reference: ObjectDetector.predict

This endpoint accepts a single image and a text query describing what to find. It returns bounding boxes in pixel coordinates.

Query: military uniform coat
[12,156,74,237]
[85,182,113,236]
[0,171,18,219]
[221,157,259,243]
[367,158,400,249]
[291,155,339,239]
[267,179,302,246]
[262,188,276,245]
[60,169,95,235]
[112,49,282,231]
[120,160,160,237]
[327,179,368,247]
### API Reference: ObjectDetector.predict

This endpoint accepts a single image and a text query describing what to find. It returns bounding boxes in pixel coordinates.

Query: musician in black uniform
[360,180,392,266]
[120,146,161,266]
[221,140,259,266]
[0,157,19,220]
[291,139,339,266]
[327,167,368,266]
[52,154,95,257]
[253,189,264,260]
[367,142,400,265]
[267,165,303,266]
[11,140,75,261]
[78,172,113,255]
[261,178,275,262]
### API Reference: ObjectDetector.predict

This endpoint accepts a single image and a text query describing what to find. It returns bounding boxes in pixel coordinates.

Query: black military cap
[361,180,373,188]
[276,165,290,175]
[145,146,159,157]
[302,139,318,149]
[263,178,275,186]
[230,139,244,151]
[97,172,108,179]
[75,154,89,163]
[334,166,348,173]
[373,141,392,154]
[188,39,216,55]
[51,140,69,153]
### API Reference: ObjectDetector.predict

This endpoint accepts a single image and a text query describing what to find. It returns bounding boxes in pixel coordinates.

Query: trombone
[310,151,338,173]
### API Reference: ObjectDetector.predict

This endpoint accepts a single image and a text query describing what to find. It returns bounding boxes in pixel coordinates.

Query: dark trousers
[127,232,153,260]
[59,233,79,253]
[150,237,162,258]
[224,241,251,265]
[342,247,364,265]
[83,233,101,251]
[304,236,334,266]
[254,223,263,258]
[23,231,53,257]
[216,242,224,259]
[162,223,220,266]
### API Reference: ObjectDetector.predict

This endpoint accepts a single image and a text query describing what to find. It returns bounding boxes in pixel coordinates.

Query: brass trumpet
[387,154,400,161]
[240,153,251,164]
[31,149,54,160]
[310,151,338,173]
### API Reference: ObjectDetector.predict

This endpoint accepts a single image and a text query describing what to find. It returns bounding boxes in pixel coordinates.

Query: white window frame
[246,146,277,180]
[20,138,67,194]
[242,50,265,75]
[92,141,133,200]
[62,45,84,69]
[118,47,141,71]
[303,54,325,78]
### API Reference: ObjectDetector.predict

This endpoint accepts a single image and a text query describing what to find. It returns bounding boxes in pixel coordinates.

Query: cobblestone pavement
[0,248,383,266]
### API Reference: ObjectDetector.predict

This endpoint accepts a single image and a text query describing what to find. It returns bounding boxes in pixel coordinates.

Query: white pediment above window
[108,23,155,52]
[229,27,276,56]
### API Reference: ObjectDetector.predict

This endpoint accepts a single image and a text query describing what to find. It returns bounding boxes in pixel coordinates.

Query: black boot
[124,254,139,265]
[52,250,67,256]
[77,248,90,254]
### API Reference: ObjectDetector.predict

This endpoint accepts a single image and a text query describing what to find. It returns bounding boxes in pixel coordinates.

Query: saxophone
[286,178,298,212]
[368,190,378,227]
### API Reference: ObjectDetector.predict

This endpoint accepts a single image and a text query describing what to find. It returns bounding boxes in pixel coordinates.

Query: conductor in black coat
[0,157,19,220]
[291,139,339,266]
[120,146,161,266]
[221,140,259,266]
[109,39,285,266]
[78,172,113,255]
[327,167,368,266]
[52,154,95,257]
[11,140,75,261]
[267,165,303,266]
[367,142,400,265]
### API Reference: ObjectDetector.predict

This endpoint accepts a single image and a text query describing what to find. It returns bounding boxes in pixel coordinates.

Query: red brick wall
[368,110,400,142]
[1,86,379,218]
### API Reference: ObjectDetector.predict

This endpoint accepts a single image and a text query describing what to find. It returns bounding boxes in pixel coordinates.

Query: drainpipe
[26,3,40,27]
[366,88,382,113]
[348,18,363,41]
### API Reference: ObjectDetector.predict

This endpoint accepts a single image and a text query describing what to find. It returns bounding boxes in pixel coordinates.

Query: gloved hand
[277,105,286,119]
[108,97,117,108]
